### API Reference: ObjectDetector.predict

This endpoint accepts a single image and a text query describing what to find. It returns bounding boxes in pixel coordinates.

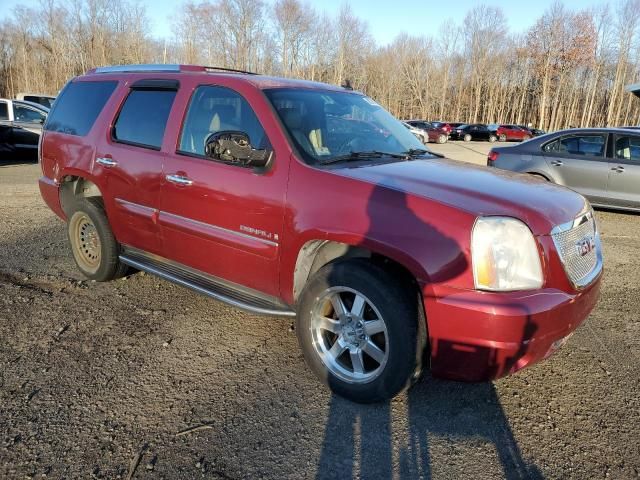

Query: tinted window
[558,135,605,156]
[179,86,267,156]
[615,136,640,162]
[45,81,117,136]
[14,104,46,123]
[0,102,8,120]
[113,89,176,150]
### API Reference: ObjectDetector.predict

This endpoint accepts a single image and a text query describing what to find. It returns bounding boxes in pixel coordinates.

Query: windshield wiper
[403,148,438,158]
[319,150,409,165]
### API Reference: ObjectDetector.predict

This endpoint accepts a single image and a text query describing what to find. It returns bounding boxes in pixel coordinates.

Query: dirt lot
[1,145,639,479]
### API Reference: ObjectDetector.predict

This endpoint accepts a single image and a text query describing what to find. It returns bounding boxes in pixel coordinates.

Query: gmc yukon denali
[39,64,603,403]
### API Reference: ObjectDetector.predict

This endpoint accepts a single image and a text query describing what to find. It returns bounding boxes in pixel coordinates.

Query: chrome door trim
[115,198,156,219]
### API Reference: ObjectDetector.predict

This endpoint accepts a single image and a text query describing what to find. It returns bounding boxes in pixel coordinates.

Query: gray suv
[488,128,640,212]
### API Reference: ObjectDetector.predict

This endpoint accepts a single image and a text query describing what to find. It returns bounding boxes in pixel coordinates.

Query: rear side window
[0,102,8,120]
[45,81,117,136]
[544,135,606,157]
[615,136,640,162]
[113,89,176,150]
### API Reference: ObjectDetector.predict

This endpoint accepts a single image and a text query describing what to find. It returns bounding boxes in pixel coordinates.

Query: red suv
[39,65,602,403]
[405,120,448,144]
[495,124,532,142]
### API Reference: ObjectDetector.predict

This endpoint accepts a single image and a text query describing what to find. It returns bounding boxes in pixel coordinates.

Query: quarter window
[113,89,177,150]
[45,80,117,136]
[179,86,267,157]
[615,136,640,162]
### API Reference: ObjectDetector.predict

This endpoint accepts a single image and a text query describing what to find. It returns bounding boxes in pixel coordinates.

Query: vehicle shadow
[317,181,542,479]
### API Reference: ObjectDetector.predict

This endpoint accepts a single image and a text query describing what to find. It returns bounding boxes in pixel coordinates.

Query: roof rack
[90,64,257,75]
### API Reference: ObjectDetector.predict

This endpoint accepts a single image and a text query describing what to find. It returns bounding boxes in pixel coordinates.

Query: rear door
[542,133,610,203]
[11,103,46,153]
[96,79,178,255]
[606,133,640,208]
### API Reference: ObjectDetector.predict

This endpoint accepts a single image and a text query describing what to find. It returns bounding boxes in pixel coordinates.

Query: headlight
[471,217,543,291]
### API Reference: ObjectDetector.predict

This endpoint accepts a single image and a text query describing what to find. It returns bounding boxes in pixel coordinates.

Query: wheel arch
[59,175,105,216]
[292,239,424,304]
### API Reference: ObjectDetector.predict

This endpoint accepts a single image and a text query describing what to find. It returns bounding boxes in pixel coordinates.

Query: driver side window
[179,85,267,157]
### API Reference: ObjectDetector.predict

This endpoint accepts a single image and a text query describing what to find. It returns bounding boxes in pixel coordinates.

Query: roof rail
[202,66,257,75]
[89,64,258,75]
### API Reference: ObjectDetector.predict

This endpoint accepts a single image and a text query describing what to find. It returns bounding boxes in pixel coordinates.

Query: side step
[119,249,295,317]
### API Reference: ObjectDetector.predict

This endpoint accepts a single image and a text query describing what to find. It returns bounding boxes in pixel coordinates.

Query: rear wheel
[296,259,425,403]
[523,135,531,141]
[499,134,507,142]
[463,134,472,142]
[489,135,497,143]
[437,134,447,144]
[67,198,128,281]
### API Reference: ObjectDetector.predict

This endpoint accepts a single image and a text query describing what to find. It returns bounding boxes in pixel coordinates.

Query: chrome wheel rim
[70,213,101,273]
[310,287,389,384]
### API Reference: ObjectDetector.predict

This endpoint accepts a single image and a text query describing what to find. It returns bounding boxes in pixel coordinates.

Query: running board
[119,250,295,317]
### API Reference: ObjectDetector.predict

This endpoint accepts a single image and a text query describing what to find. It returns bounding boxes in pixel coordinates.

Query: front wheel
[437,134,447,144]
[499,134,507,142]
[489,135,497,143]
[463,134,472,142]
[296,259,425,403]
[67,198,128,281]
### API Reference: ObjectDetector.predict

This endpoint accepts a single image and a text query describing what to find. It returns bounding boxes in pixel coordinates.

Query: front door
[96,82,179,255]
[159,84,288,297]
[11,103,46,154]
[606,133,640,208]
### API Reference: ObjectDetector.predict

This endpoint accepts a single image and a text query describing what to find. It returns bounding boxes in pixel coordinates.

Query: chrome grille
[551,211,601,288]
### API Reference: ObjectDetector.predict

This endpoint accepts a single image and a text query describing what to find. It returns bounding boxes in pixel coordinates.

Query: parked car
[0,98,49,158]
[405,120,448,144]
[517,125,546,137]
[16,93,56,109]
[39,64,602,403]
[450,124,498,142]
[430,121,464,136]
[488,128,640,211]
[402,121,428,144]
[493,124,531,142]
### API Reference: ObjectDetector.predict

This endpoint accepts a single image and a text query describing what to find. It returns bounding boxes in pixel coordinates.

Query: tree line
[1,0,639,130]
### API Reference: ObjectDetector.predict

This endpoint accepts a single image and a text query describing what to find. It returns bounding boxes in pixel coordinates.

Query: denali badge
[576,235,595,257]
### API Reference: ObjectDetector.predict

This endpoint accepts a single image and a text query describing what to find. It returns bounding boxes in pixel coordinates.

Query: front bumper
[422,274,601,381]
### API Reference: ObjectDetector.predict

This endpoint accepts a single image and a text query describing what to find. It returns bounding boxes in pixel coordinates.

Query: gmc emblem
[576,236,596,257]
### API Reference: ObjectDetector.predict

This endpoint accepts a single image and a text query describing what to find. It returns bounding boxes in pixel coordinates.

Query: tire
[437,134,447,144]
[499,134,507,142]
[489,135,497,143]
[67,197,128,281]
[296,259,425,403]
[463,134,472,142]
[523,135,531,141]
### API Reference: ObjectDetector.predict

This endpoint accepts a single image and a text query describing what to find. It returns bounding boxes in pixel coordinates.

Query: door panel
[96,87,177,255]
[159,85,287,297]
[606,135,640,208]
[543,134,609,203]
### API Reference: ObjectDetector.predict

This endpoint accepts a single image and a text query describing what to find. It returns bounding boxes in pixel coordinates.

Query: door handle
[96,157,117,167]
[165,174,193,186]
[551,160,563,167]
[611,166,625,173]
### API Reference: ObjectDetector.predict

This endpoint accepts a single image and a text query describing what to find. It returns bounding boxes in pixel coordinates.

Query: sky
[0,0,609,45]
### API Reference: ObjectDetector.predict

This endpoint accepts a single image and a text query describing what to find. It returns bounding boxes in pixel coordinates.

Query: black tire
[499,134,507,142]
[296,258,425,403]
[67,197,128,281]
[437,134,447,144]
[463,134,472,142]
[489,135,497,143]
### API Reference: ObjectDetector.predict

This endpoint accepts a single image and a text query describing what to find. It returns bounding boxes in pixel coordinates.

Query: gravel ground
[1,149,639,479]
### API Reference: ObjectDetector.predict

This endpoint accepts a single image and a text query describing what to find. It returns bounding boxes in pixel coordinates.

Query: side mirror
[205,131,272,169]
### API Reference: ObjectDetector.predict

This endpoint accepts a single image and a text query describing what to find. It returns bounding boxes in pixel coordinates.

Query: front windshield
[264,88,427,165]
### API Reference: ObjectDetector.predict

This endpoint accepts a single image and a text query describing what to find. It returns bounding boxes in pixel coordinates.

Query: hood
[333,158,587,236]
